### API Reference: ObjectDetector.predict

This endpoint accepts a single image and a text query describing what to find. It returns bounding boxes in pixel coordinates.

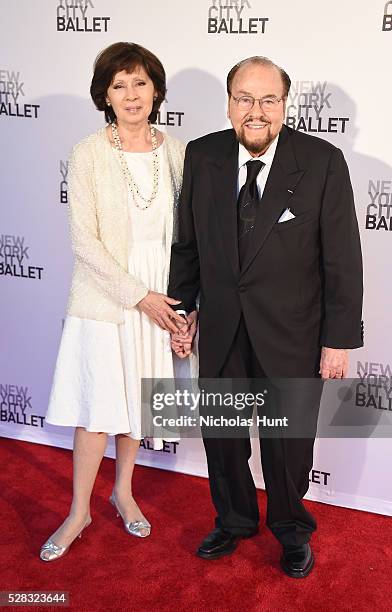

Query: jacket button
[239,285,246,293]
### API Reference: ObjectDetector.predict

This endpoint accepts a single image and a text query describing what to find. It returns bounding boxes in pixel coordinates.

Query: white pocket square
[278,208,296,223]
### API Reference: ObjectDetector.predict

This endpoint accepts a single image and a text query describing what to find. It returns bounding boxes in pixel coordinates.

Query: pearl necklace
[111,121,159,210]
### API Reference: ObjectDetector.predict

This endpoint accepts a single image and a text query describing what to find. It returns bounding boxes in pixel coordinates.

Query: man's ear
[282,97,287,119]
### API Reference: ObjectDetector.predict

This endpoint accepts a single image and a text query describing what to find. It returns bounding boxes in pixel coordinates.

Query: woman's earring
[106,101,111,106]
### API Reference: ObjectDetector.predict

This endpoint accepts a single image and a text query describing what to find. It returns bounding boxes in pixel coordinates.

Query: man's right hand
[137,291,187,334]
[171,310,198,358]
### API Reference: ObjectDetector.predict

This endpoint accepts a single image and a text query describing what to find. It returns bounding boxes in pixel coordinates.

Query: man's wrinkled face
[227,63,286,156]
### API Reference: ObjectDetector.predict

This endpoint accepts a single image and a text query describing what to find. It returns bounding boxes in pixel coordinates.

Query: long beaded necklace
[111,121,159,210]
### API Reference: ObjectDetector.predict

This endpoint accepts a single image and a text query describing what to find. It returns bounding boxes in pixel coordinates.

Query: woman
[40,42,188,561]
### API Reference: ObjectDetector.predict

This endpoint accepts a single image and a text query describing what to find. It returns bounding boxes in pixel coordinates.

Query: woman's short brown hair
[90,42,166,124]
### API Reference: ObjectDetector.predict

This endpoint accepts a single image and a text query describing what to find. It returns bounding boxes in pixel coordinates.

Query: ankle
[68,508,91,523]
[113,485,133,499]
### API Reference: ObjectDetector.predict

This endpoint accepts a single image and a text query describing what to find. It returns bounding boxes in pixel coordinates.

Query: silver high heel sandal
[39,516,92,562]
[109,493,151,538]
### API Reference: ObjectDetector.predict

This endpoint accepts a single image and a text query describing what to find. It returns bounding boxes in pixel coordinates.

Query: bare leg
[41,428,107,558]
[112,435,148,527]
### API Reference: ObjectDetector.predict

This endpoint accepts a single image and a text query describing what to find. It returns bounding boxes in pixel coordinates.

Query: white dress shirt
[237,134,279,197]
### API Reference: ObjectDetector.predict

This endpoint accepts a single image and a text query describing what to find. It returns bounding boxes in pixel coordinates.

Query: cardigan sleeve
[67,142,149,309]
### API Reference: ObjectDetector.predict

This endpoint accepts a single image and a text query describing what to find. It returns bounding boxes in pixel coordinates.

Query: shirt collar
[238,133,279,170]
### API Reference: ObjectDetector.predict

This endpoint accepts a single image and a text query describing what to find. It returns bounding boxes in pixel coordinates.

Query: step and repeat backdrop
[1,0,391,516]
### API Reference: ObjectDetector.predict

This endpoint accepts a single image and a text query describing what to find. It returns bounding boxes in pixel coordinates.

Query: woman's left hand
[137,291,187,333]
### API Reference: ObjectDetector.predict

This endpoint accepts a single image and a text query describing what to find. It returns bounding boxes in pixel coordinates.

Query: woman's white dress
[46,143,176,448]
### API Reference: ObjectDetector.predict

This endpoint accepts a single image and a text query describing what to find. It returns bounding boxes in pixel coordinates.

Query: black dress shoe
[280,543,314,578]
[197,527,257,560]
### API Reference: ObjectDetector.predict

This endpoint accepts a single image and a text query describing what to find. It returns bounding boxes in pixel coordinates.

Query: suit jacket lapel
[240,126,305,275]
[208,134,240,278]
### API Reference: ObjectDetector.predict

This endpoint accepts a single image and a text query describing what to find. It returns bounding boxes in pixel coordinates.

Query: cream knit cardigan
[66,126,185,324]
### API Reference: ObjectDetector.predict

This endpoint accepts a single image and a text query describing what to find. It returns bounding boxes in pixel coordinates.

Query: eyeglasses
[230,95,284,112]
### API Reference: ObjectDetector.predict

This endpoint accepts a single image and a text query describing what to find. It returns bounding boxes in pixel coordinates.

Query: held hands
[139,300,348,372]
[319,347,349,379]
[137,291,187,334]
[170,311,198,358]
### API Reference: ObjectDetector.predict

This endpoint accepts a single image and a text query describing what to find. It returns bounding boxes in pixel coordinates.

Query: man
[168,56,363,578]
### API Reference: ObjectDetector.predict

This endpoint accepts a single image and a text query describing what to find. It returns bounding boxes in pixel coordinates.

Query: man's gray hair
[226,56,291,98]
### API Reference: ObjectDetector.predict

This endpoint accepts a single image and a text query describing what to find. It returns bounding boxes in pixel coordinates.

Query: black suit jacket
[168,125,363,377]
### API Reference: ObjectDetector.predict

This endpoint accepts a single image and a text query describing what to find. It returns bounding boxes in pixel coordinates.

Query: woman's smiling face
[106,66,156,127]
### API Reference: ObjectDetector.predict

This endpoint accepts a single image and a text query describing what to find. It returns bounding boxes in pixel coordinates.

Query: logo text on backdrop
[0,234,44,279]
[286,81,349,133]
[207,0,269,34]
[356,361,392,411]
[0,384,44,428]
[365,179,392,231]
[56,0,110,32]
[0,70,40,119]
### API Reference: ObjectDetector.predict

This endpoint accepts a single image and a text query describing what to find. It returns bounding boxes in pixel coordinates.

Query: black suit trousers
[202,316,322,548]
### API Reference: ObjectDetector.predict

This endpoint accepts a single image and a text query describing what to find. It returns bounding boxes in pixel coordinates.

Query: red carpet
[0,438,391,612]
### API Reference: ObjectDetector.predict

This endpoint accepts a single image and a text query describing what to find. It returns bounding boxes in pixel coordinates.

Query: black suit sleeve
[168,143,200,312]
[320,147,363,348]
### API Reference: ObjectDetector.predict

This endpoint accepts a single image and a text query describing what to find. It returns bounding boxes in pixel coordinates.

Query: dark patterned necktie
[237,160,265,266]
